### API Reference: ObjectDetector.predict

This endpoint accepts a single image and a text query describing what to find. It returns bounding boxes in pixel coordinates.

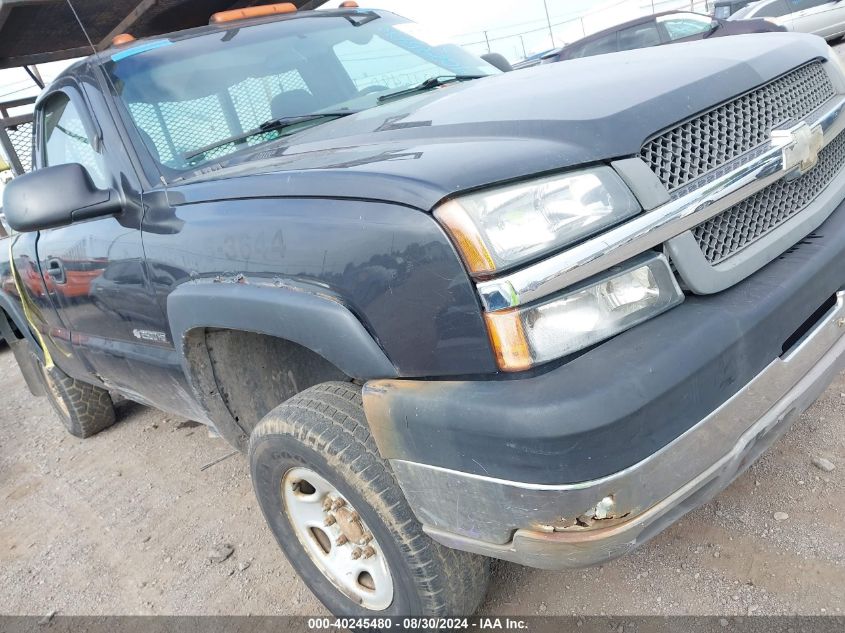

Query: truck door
[32,81,167,399]
[785,0,841,37]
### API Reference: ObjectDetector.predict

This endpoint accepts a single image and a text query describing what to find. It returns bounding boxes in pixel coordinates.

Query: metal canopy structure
[0,0,328,69]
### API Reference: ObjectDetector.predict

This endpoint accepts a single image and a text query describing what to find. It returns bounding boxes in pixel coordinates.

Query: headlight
[485,253,684,371]
[435,167,641,275]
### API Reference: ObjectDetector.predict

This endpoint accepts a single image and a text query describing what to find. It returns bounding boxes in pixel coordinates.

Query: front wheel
[248,382,491,616]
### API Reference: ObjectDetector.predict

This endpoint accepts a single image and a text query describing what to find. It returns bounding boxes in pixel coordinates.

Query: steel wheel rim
[282,466,394,610]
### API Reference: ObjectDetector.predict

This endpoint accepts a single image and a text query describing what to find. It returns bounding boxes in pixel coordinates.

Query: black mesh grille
[2,119,33,173]
[641,62,836,192]
[692,130,845,264]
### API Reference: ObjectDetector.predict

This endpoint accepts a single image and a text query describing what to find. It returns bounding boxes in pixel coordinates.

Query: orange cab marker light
[433,200,496,276]
[210,3,297,24]
[484,310,533,372]
[339,1,359,6]
[111,33,136,46]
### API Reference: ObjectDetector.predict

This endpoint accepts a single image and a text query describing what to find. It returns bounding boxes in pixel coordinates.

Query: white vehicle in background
[730,0,845,39]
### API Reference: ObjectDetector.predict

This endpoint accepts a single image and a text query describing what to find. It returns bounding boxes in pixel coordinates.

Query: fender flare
[0,291,45,363]
[167,281,397,449]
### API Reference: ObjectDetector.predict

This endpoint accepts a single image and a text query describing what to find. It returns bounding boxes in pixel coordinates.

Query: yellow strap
[8,237,54,369]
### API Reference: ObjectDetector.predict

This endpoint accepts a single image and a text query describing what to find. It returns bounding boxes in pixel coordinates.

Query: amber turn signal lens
[434,200,496,276]
[339,1,359,6]
[484,310,532,372]
[210,3,297,24]
[111,33,136,46]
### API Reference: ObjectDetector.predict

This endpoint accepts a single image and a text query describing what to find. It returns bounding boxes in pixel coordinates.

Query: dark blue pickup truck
[3,3,845,617]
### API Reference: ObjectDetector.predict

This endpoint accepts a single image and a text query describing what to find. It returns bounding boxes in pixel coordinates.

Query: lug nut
[351,547,362,560]
[358,534,373,545]
[322,497,333,511]
[362,546,375,559]
[336,535,348,545]
[331,498,345,511]
[324,515,336,526]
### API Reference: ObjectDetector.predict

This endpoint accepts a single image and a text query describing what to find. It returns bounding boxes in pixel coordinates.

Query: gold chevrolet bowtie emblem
[771,122,824,180]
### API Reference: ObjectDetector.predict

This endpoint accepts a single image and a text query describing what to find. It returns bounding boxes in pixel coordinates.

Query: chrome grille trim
[477,95,845,312]
[694,130,845,264]
[641,61,836,192]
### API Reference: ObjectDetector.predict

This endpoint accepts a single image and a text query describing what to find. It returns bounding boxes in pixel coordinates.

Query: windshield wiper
[184,112,355,161]
[377,75,487,104]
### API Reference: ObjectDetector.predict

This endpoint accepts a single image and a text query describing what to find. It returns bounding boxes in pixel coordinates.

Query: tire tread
[250,381,490,616]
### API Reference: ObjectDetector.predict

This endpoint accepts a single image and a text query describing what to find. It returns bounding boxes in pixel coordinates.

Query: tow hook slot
[781,293,837,357]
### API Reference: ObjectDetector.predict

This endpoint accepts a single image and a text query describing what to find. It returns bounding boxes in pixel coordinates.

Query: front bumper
[363,196,845,569]
[385,290,845,568]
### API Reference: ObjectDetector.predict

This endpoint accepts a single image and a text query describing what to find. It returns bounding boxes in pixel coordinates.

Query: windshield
[103,11,497,175]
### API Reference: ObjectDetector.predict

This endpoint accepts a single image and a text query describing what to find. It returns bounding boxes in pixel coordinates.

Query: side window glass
[41,93,108,189]
[617,22,662,51]
[758,0,795,15]
[787,0,829,11]
[659,15,714,40]
[575,34,619,58]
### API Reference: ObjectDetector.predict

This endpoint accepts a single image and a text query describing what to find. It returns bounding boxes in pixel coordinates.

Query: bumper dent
[385,290,845,568]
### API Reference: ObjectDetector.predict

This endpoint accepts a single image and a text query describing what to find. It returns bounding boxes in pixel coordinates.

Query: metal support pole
[542,0,555,48]
[24,66,44,89]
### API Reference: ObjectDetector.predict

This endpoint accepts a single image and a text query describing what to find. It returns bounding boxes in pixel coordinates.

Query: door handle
[46,258,66,284]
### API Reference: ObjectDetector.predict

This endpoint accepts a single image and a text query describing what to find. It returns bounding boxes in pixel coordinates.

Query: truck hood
[174,32,833,211]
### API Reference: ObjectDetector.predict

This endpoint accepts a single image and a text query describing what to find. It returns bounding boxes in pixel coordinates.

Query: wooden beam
[1,112,34,127]
[0,46,93,69]
[96,0,159,51]
[0,96,36,112]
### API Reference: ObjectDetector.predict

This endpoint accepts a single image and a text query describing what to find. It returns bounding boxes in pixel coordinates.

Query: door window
[753,0,793,16]
[658,13,715,40]
[787,0,830,11]
[573,33,619,58]
[41,93,108,188]
[617,21,662,51]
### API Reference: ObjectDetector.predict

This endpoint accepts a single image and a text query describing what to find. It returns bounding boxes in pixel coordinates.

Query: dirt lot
[0,337,843,618]
[2,43,845,619]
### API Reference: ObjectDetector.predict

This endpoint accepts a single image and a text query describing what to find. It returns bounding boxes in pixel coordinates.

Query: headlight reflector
[436,167,640,275]
[485,254,684,371]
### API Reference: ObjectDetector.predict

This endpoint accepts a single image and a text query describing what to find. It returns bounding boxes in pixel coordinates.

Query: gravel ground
[2,43,845,619]
[0,338,843,617]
